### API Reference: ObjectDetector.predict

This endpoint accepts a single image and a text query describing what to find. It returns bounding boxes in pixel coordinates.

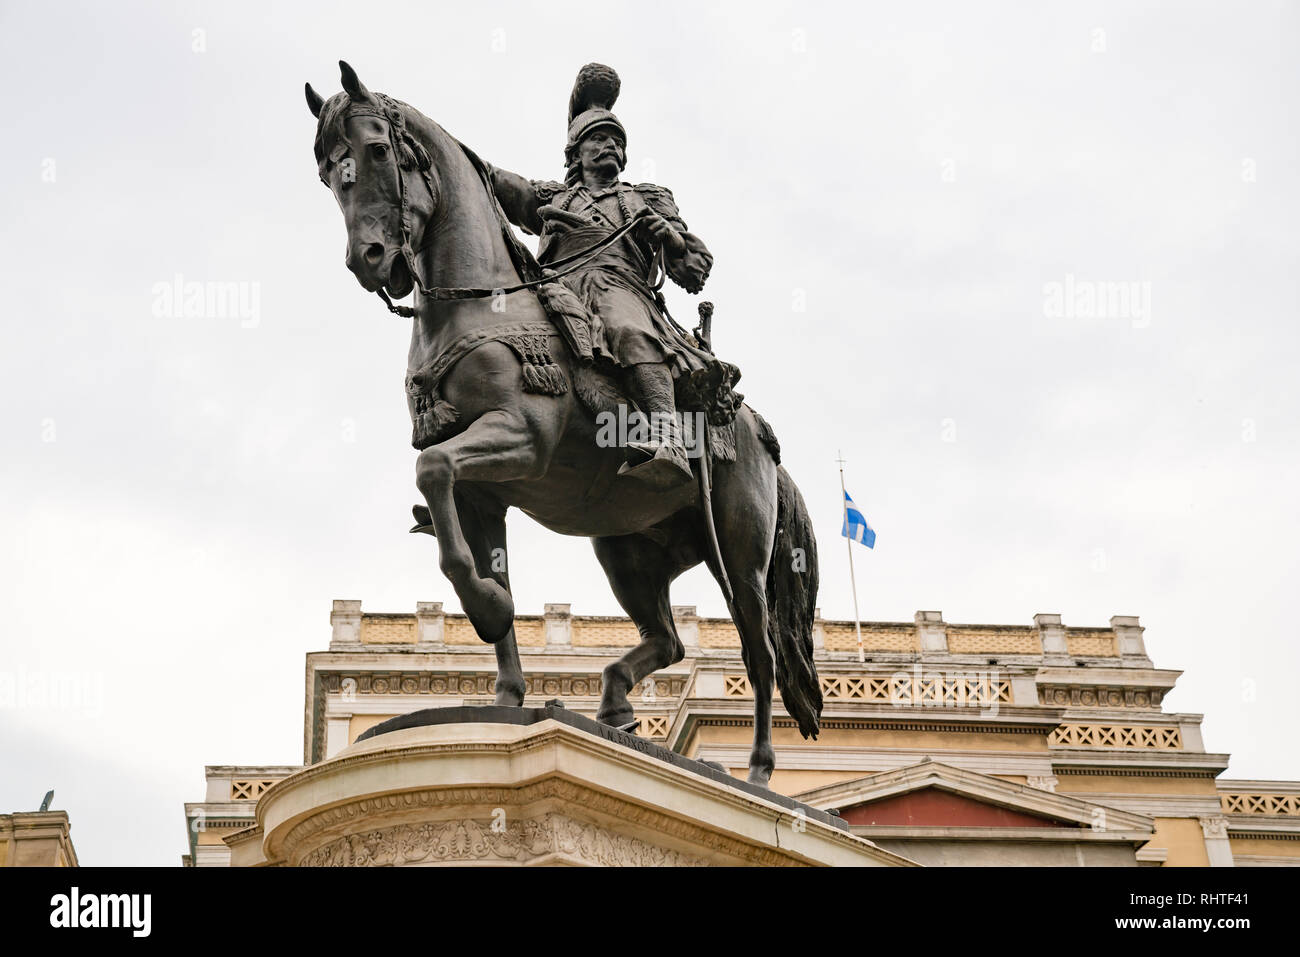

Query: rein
[377,207,651,318]
[363,96,652,319]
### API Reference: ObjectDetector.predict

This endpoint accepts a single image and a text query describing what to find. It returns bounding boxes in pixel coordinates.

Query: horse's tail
[766,464,823,739]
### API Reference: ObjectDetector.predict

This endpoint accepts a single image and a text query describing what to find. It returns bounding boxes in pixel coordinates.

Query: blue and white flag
[842,491,876,548]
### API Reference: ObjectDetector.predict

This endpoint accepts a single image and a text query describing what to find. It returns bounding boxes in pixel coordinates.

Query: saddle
[407,278,743,457]
[536,281,744,420]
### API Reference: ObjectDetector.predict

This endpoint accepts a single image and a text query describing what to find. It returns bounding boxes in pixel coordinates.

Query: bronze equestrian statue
[486,63,717,489]
[304,60,821,785]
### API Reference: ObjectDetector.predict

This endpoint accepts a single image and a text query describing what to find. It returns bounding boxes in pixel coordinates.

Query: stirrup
[617,443,693,488]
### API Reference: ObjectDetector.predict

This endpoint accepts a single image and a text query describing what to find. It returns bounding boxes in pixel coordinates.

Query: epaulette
[531,179,567,203]
[634,183,674,201]
[634,183,682,220]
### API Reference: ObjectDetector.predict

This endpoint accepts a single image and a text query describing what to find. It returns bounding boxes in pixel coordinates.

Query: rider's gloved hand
[640,212,687,257]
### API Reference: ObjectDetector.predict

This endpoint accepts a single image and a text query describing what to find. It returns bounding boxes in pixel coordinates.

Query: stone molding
[1222,826,1300,842]
[1054,766,1224,779]
[1231,854,1300,866]
[299,810,708,867]
[684,710,1059,737]
[318,669,688,699]
[693,744,1056,779]
[1067,793,1224,819]
[1039,684,1167,710]
[1135,846,1169,866]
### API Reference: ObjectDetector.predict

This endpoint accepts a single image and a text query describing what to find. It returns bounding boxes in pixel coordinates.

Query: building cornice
[848,824,1153,845]
[1051,750,1231,779]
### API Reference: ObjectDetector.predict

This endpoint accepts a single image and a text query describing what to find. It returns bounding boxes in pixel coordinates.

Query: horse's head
[305,62,436,299]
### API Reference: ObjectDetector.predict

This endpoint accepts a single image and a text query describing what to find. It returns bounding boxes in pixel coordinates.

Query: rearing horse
[304,62,821,785]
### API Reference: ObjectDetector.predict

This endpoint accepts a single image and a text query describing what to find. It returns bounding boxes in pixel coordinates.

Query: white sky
[1,0,1297,865]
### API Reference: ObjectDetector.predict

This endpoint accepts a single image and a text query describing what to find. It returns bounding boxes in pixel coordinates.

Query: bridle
[342,94,653,320]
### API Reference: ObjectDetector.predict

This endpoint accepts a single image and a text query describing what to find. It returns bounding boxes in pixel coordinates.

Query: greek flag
[842,491,876,548]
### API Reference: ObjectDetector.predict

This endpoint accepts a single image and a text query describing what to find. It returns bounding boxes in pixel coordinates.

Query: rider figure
[486,63,714,488]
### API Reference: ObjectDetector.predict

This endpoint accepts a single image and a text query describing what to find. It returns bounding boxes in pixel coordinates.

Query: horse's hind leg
[454,489,526,706]
[591,531,696,728]
[708,419,780,786]
[717,558,778,786]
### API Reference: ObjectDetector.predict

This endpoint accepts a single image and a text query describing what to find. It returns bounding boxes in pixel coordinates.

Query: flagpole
[837,451,865,664]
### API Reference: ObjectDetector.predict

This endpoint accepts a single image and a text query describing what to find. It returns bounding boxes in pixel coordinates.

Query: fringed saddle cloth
[405,305,745,460]
[405,318,567,451]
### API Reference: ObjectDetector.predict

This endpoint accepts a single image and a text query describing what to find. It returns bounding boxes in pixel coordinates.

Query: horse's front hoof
[747,745,775,788]
[746,765,774,788]
[493,683,526,707]
[596,705,635,729]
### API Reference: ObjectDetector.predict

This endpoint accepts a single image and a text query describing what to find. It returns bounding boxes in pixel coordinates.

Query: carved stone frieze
[1039,684,1164,709]
[319,670,686,699]
[299,811,708,867]
[276,777,809,867]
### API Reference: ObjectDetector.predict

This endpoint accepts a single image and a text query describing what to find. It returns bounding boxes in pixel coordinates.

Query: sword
[692,300,733,605]
[694,301,714,353]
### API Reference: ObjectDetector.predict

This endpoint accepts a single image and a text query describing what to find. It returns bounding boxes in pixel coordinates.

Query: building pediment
[796,759,1154,835]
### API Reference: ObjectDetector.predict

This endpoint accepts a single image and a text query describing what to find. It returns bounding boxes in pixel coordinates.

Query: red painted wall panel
[839,787,1076,828]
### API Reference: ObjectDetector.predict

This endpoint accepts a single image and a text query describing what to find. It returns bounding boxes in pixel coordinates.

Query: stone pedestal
[0,811,78,867]
[227,707,913,867]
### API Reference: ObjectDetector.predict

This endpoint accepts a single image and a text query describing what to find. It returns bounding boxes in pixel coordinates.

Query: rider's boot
[618,361,694,489]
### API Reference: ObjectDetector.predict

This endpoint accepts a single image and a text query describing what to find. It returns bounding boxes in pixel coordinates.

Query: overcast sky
[2,0,1297,865]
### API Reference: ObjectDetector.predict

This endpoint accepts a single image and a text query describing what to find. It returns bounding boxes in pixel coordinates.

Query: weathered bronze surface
[305,61,822,784]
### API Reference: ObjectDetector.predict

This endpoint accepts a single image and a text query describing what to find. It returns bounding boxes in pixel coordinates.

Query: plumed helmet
[565,63,626,171]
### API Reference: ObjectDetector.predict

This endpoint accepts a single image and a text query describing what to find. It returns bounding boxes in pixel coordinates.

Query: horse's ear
[305,82,325,118]
[339,60,372,102]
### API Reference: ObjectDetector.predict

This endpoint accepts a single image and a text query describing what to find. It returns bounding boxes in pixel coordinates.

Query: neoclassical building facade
[184,601,1300,867]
